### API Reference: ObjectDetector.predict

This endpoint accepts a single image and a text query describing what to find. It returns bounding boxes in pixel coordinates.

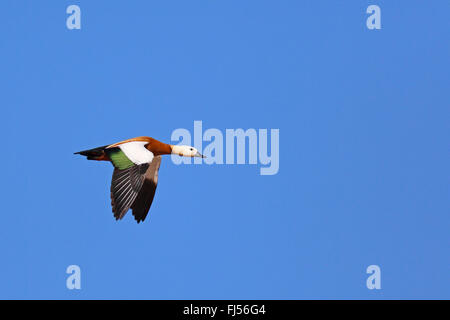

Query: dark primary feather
[131,156,162,223]
[110,163,149,220]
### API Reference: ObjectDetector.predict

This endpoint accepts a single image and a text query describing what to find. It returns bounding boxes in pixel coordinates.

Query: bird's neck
[146,139,173,156]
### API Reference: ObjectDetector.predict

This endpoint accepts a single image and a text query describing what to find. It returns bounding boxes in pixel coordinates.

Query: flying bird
[75,136,204,223]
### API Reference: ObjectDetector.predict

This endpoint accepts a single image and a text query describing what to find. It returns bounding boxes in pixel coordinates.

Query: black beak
[195,151,206,158]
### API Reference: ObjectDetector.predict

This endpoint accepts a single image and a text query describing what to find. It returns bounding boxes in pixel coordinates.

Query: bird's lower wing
[131,156,162,223]
[110,163,149,220]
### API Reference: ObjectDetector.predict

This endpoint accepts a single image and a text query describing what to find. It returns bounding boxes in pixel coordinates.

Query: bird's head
[171,145,206,158]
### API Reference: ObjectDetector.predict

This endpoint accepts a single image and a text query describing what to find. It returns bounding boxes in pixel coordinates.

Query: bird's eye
[190,148,193,151]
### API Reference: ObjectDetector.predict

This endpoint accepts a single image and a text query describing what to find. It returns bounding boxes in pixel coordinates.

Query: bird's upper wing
[131,156,162,223]
[106,141,154,169]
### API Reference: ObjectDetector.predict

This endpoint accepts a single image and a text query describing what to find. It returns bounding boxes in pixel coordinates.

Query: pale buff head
[171,145,206,158]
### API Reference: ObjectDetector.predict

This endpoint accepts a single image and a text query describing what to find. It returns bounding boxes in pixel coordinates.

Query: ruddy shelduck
[75,136,205,223]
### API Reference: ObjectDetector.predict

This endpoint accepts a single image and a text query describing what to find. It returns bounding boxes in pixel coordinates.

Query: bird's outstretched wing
[131,156,162,223]
[106,142,156,220]
[110,163,149,220]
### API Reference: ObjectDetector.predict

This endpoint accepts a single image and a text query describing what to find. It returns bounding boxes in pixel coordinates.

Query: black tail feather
[74,145,109,158]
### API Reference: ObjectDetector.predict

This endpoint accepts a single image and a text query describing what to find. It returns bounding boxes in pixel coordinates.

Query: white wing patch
[118,141,154,165]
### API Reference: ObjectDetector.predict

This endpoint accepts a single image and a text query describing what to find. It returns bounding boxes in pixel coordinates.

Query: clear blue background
[0,0,448,299]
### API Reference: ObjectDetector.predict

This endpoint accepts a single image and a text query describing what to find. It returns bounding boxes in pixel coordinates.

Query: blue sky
[0,1,449,299]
